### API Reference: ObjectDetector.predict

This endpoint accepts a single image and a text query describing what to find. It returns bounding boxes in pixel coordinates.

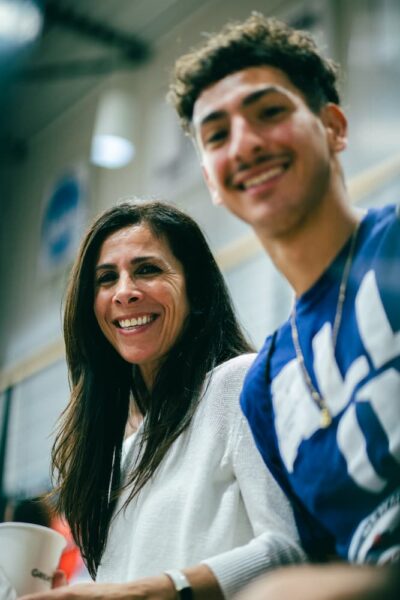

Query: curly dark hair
[168,12,340,133]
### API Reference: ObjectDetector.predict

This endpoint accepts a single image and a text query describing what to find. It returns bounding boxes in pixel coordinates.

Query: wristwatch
[164,569,193,599]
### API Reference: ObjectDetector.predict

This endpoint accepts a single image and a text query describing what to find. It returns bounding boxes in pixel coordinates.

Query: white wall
[0,0,293,371]
[1,0,399,496]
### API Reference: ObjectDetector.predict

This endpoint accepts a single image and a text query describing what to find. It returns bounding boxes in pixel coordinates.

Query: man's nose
[228,116,263,164]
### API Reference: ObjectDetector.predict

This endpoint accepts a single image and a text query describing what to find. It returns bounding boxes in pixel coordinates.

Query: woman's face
[93,223,189,387]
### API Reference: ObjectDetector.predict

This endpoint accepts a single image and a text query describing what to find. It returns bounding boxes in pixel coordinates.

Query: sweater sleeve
[202,410,306,598]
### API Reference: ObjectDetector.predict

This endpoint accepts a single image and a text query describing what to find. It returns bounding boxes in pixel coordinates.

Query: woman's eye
[96,272,117,286]
[136,263,161,276]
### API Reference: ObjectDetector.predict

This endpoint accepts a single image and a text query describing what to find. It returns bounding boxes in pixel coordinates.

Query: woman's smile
[115,313,158,331]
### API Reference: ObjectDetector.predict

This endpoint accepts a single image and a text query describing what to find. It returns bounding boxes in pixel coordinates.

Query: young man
[169,12,399,598]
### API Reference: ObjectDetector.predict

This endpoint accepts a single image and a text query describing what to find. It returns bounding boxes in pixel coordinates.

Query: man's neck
[257,195,362,297]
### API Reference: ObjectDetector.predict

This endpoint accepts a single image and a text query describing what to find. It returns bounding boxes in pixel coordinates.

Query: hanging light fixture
[0,0,43,86]
[91,88,136,169]
[0,0,43,49]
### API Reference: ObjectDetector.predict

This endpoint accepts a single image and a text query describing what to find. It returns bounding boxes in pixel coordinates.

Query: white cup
[0,522,66,597]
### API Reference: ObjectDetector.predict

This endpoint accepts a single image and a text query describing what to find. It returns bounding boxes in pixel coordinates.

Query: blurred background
[0,0,399,510]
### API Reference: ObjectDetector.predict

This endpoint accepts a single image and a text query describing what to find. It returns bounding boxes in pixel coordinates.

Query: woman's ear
[321,103,348,153]
[201,165,223,206]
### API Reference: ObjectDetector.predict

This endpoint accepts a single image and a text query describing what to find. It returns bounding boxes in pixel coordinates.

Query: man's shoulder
[240,334,279,407]
[363,203,400,236]
[357,203,400,270]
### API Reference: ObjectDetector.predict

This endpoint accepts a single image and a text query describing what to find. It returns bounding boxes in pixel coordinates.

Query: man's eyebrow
[199,110,227,127]
[241,86,283,106]
[198,86,286,128]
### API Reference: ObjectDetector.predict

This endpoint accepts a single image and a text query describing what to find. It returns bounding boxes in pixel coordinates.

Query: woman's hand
[20,563,224,600]
[52,571,67,589]
[19,574,176,600]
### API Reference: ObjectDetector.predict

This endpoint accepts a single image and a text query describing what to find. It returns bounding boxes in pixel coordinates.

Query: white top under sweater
[97,354,305,598]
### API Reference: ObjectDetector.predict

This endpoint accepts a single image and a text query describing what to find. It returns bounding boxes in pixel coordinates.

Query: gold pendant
[320,407,332,428]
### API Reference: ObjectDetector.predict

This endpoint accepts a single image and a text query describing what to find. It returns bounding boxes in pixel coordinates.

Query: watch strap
[164,569,193,599]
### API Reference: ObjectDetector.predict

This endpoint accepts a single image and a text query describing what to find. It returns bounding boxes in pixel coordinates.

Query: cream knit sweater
[97,354,305,597]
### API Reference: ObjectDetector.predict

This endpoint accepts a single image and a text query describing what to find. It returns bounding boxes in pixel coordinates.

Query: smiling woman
[39,200,305,600]
[93,224,189,387]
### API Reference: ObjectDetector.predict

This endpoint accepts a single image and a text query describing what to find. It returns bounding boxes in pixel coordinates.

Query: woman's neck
[125,399,144,438]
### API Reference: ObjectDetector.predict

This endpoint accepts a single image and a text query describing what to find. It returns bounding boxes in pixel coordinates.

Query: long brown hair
[51,201,253,577]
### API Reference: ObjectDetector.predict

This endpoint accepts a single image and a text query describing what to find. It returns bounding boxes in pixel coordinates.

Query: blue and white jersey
[241,204,400,564]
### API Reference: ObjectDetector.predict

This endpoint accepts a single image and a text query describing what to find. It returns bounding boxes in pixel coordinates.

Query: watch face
[164,570,192,597]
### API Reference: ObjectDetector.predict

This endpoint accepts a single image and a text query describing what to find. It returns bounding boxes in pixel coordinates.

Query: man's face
[193,66,347,240]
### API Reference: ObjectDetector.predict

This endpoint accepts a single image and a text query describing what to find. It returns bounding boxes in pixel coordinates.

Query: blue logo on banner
[40,172,85,271]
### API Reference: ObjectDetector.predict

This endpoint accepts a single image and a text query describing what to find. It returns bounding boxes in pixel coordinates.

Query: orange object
[51,516,84,581]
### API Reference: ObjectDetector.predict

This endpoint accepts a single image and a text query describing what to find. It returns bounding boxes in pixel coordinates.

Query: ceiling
[0,0,213,152]
[1,0,320,158]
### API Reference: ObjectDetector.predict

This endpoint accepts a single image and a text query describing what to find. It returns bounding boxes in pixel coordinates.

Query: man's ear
[321,103,348,153]
[201,165,223,206]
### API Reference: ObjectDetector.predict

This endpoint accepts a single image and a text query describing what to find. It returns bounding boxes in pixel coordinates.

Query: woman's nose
[113,276,142,305]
